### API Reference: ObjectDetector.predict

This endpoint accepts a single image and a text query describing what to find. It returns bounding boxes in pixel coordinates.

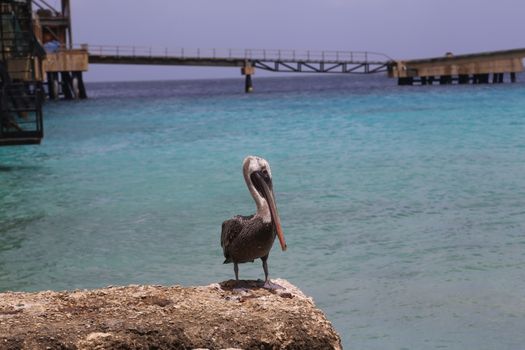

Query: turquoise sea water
[1,75,525,349]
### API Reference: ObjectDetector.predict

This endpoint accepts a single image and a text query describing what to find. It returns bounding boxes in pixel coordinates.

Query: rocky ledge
[0,279,342,350]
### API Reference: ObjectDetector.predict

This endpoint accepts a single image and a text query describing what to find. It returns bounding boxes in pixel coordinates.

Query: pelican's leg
[261,255,283,290]
[232,262,250,291]
[261,255,270,283]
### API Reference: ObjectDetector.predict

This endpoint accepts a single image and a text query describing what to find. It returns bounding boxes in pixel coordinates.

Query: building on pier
[33,0,88,100]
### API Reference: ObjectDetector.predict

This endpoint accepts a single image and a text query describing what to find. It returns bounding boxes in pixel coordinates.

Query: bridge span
[86,46,392,92]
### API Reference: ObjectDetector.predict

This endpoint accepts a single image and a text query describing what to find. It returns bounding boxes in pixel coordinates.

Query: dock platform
[389,48,525,85]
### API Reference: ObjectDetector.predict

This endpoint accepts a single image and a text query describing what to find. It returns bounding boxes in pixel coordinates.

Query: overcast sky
[60,0,525,82]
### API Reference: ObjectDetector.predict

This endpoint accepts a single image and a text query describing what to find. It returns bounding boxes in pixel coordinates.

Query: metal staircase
[0,0,44,146]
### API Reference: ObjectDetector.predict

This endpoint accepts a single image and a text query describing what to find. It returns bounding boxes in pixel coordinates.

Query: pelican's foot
[263,280,285,290]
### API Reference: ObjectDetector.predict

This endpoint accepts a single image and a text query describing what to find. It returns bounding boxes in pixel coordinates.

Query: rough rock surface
[0,279,342,349]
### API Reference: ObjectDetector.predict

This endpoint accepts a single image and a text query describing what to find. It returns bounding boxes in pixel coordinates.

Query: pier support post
[475,74,489,84]
[241,64,255,93]
[61,72,74,99]
[245,74,253,93]
[398,77,413,86]
[47,72,59,100]
[511,72,517,83]
[72,71,87,99]
[420,76,428,85]
[458,74,469,84]
[439,75,452,85]
[498,73,504,83]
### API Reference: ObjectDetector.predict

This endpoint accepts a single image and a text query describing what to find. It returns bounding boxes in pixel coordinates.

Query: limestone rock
[0,279,342,349]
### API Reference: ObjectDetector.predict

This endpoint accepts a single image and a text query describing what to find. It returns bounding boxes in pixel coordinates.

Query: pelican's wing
[221,215,252,263]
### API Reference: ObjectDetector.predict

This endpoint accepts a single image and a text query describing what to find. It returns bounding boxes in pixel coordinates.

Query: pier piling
[458,74,469,84]
[47,72,59,100]
[439,75,452,85]
[245,74,253,93]
[242,64,255,93]
[398,77,413,86]
[72,71,87,99]
[60,72,74,99]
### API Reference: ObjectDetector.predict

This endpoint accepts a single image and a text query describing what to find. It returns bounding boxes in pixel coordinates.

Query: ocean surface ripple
[1,75,525,349]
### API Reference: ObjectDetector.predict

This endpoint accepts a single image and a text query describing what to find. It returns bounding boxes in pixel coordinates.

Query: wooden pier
[389,48,525,85]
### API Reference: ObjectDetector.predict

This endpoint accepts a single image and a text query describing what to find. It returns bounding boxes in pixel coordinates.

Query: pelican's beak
[252,171,287,251]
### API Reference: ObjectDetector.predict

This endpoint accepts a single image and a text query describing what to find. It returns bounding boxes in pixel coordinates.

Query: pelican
[221,156,287,289]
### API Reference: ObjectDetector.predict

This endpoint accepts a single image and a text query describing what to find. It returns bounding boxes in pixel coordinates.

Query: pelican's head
[243,156,287,251]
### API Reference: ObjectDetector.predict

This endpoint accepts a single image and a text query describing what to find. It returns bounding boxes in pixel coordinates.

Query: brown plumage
[220,156,287,288]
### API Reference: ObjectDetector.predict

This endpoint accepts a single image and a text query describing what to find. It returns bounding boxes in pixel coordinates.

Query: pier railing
[79,44,391,64]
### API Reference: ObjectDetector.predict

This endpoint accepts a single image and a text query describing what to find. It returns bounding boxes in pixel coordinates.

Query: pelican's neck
[244,172,271,223]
